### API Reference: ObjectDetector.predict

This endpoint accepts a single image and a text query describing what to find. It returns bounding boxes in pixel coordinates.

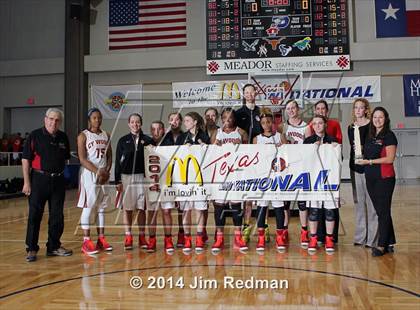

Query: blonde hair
[259,107,274,120]
[351,98,371,124]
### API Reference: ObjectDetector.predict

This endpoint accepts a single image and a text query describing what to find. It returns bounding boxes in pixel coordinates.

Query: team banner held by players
[145,144,341,202]
[172,76,381,108]
[90,84,143,119]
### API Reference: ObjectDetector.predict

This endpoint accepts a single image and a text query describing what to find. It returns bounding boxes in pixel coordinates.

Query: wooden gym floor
[0,182,419,309]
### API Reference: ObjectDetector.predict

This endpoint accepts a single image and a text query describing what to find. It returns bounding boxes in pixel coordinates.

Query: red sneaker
[308,235,318,253]
[183,235,192,253]
[176,232,185,248]
[146,236,156,253]
[139,235,148,249]
[211,233,224,252]
[234,233,248,251]
[202,229,208,244]
[325,236,335,253]
[164,236,174,253]
[300,228,309,247]
[82,239,99,255]
[97,236,113,251]
[256,230,265,251]
[124,234,133,250]
[276,229,287,250]
[283,229,289,243]
[195,235,205,251]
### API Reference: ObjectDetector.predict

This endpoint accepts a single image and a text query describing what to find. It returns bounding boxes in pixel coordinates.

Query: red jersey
[309,119,342,144]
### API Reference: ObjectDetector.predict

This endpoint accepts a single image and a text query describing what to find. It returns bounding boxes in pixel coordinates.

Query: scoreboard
[206,0,350,75]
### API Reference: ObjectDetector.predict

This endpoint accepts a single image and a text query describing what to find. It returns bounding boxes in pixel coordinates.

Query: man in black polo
[235,84,262,143]
[22,108,73,262]
[234,84,262,243]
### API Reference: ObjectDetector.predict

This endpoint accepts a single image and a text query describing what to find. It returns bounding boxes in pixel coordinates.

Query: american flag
[109,0,187,50]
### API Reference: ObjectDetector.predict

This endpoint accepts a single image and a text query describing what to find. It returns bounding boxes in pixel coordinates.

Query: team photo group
[22,83,398,263]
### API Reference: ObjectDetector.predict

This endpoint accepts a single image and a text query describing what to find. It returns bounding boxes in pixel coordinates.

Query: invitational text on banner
[145,144,341,202]
[172,76,381,108]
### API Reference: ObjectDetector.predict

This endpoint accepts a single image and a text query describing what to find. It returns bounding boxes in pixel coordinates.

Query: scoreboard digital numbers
[206,0,350,75]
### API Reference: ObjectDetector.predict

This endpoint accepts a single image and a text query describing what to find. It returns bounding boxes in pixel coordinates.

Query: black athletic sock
[274,208,285,230]
[231,203,243,227]
[256,206,267,228]
[214,204,227,227]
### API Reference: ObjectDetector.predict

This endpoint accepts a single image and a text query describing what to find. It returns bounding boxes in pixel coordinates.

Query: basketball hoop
[270,97,281,106]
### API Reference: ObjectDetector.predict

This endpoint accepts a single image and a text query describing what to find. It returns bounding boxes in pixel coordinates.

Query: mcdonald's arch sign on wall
[145,144,342,203]
[172,79,284,108]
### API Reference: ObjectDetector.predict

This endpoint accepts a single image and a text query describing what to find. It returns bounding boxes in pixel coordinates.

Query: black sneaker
[385,245,395,253]
[47,247,73,257]
[371,247,386,257]
[26,251,37,262]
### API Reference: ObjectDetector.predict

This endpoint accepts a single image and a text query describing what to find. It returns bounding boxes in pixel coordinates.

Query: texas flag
[375,0,420,37]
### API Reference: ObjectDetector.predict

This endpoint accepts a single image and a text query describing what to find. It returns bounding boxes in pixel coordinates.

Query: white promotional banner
[145,144,341,202]
[90,84,143,119]
[172,76,381,108]
[206,55,350,75]
[173,80,251,108]
[301,76,381,103]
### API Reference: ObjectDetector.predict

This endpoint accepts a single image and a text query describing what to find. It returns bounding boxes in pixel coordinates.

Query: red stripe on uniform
[380,146,395,178]
[32,153,41,170]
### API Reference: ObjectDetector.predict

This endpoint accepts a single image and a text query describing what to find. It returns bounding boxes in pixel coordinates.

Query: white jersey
[83,129,109,168]
[215,127,242,205]
[215,127,242,144]
[77,129,110,209]
[284,120,307,144]
[255,131,284,208]
[256,132,281,145]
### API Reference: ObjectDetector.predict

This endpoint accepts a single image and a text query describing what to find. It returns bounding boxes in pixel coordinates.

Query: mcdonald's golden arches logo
[166,155,203,187]
[220,82,241,100]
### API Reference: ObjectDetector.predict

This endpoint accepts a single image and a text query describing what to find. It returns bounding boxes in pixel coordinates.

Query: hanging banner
[403,74,420,117]
[172,76,381,108]
[145,144,341,202]
[206,56,351,75]
[90,84,143,119]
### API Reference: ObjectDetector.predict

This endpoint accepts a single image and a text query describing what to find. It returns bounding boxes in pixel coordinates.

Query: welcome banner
[145,144,341,202]
[172,76,381,108]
